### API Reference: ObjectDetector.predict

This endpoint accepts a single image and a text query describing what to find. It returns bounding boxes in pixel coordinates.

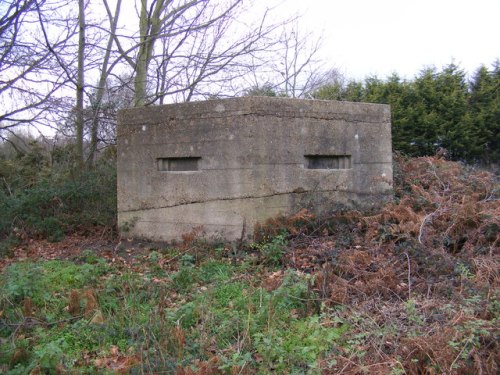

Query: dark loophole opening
[157,157,201,172]
[305,155,352,169]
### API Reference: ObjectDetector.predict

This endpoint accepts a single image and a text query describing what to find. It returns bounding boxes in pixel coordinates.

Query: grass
[0,155,498,374]
[0,242,347,374]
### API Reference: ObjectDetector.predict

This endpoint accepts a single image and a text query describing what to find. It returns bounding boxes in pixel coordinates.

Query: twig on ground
[418,205,444,244]
[404,252,411,300]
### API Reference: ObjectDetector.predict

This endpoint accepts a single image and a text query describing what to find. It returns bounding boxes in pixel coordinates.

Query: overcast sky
[265,0,500,80]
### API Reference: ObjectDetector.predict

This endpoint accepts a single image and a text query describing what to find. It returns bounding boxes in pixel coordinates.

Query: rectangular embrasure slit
[305,155,352,169]
[157,157,201,171]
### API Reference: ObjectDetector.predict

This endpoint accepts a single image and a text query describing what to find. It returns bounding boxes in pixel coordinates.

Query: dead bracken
[0,155,498,374]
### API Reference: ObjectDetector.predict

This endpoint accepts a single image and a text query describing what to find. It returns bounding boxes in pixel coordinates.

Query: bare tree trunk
[88,0,122,167]
[134,0,166,107]
[75,0,85,166]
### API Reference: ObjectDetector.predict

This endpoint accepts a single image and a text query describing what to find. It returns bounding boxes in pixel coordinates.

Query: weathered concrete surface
[117,97,392,242]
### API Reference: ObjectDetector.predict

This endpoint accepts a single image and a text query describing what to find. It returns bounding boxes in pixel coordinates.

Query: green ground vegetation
[0,141,116,255]
[0,244,349,374]
[0,155,498,374]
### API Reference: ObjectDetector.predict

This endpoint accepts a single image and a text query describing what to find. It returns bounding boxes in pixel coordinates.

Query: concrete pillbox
[117,97,393,242]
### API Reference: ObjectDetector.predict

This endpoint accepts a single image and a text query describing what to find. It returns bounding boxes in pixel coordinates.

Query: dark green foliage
[244,83,278,97]
[0,144,116,245]
[0,236,18,258]
[313,61,500,165]
[468,62,500,164]
[252,232,288,266]
[244,82,292,98]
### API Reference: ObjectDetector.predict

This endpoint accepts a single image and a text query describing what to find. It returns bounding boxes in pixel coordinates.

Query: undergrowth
[0,155,498,374]
[282,155,499,374]
[0,244,346,374]
[0,158,116,251]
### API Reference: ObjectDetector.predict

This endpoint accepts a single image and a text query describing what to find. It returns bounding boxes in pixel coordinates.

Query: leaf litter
[0,155,498,374]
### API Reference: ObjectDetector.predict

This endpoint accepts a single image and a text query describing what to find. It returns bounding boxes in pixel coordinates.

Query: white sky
[265,0,500,80]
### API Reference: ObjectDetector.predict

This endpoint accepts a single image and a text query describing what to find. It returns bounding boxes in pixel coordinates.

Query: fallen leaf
[110,345,119,356]
[90,310,105,324]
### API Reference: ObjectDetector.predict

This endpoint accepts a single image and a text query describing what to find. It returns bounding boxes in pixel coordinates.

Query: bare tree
[103,0,291,105]
[55,73,133,156]
[2,0,328,167]
[35,0,116,165]
[87,0,122,165]
[75,0,86,165]
[149,3,285,102]
[0,0,71,138]
[243,21,333,98]
[105,0,244,106]
[86,74,135,152]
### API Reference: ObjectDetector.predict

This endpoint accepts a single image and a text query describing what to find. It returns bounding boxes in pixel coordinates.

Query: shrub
[252,233,288,266]
[0,158,116,247]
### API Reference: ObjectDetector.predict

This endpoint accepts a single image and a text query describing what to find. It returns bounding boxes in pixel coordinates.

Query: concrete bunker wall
[117,97,393,242]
